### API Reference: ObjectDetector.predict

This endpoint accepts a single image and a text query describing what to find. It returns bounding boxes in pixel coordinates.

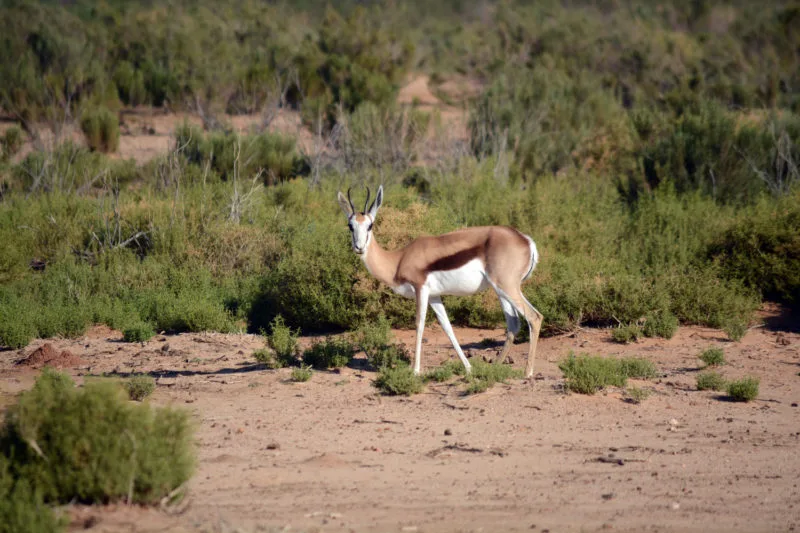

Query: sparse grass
[290,365,312,382]
[124,374,156,401]
[424,365,456,383]
[696,371,727,391]
[0,369,194,506]
[699,348,725,367]
[373,365,424,396]
[123,323,155,343]
[266,315,299,367]
[253,348,279,369]
[726,377,760,402]
[559,353,657,395]
[625,386,651,404]
[302,338,356,370]
[355,314,409,369]
[462,358,524,394]
[611,324,643,344]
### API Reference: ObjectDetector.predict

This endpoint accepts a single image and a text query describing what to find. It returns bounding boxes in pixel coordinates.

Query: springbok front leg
[413,285,430,375]
[429,297,472,374]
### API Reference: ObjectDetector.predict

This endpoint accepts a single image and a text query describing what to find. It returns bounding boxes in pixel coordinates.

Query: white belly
[424,259,488,297]
[392,283,416,299]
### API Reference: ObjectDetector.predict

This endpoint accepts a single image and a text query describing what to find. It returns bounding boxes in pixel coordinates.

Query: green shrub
[617,357,658,379]
[708,196,800,308]
[0,369,194,505]
[290,365,313,382]
[123,323,155,343]
[80,107,120,153]
[302,338,356,370]
[354,315,409,369]
[558,353,656,395]
[726,377,760,402]
[0,456,65,533]
[642,311,679,339]
[699,348,725,367]
[696,371,727,391]
[611,324,643,344]
[463,358,524,394]
[424,364,456,383]
[373,365,424,396]
[253,348,280,369]
[625,386,651,404]
[124,374,156,401]
[1,126,23,161]
[266,315,299,367]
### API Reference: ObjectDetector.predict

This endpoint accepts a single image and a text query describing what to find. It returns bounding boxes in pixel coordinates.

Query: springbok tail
[522,235,539,281]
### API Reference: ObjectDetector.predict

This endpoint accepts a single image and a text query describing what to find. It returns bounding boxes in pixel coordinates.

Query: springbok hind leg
[496,297,521,364]
[518,292,544,378]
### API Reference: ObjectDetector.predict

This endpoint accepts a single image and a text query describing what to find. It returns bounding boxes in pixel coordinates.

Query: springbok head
[337,185,383,255]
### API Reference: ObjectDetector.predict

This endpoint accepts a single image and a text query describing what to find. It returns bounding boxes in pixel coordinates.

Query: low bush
[559,353,657,395]
[611,324,643,344]
[463,358,524,394]
[266,315,299,367]
[123,323,155,343]
[0,455,65,533]
[727,377,760,402]
[124,374,156,401]
[696,371,727,391]
[80,107,120,153]
[290,365,313,382]
[302,337,356,370]
[699,347,725,367]
[642,311,679,339]
[253,349,280,369]
[0,369,194,505]
[0,126,23,161]
[373,365,424,396]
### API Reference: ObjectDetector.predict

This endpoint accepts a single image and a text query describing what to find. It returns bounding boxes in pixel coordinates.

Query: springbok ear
[368,185,384,218]
[337,191,353,217]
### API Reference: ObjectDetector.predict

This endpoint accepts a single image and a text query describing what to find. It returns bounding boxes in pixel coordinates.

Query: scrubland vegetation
[0,0,798,353]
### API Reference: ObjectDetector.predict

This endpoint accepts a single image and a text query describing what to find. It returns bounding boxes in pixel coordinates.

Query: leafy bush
[611,324,643,344]
[123,323,155,343]
[0,369,194,505]
[697,371,727,391]
[559,354,657,394]
[373,365,424,396]
[708,196,800,307]
[423,364,456,383]
[302,338,356,370]
[80,107,120,153]
[0,456,65,533]
[1,126,23,162]
[726,377,760,402]
[290,365,313,383]
[266,315,299,367]
[463,358,524,394]
[642,311,679,339]
[124,374,156,401]
[699,348,725,367]
[618,357,659,379]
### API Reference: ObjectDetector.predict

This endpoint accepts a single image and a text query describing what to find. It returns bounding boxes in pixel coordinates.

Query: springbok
[337,185,543,378]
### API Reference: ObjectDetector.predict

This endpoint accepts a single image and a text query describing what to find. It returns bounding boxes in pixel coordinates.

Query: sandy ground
[1,316,799,533]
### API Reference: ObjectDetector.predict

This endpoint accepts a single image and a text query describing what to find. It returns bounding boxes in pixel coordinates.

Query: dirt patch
[1,314,799,532]
[17,343,86,369]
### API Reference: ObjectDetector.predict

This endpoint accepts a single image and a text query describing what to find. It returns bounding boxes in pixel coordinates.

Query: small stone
[161,343,170,353]
[444,429,453,436]
[669,418,680,427]
[601,492,615,500]
[266,442,280,450]
[792,403,798,408]
[671,502,680,510]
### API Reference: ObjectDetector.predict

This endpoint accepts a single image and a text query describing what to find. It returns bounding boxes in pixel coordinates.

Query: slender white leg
[429,297,472,375]
[413,286,430,375]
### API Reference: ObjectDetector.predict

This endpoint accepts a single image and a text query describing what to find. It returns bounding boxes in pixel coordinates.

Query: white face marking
[348,215,373,255]
[424,258,488,297]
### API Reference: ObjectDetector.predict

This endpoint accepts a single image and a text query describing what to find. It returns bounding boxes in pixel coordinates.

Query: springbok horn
[364,186,371,214]
[347,187,356,213]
